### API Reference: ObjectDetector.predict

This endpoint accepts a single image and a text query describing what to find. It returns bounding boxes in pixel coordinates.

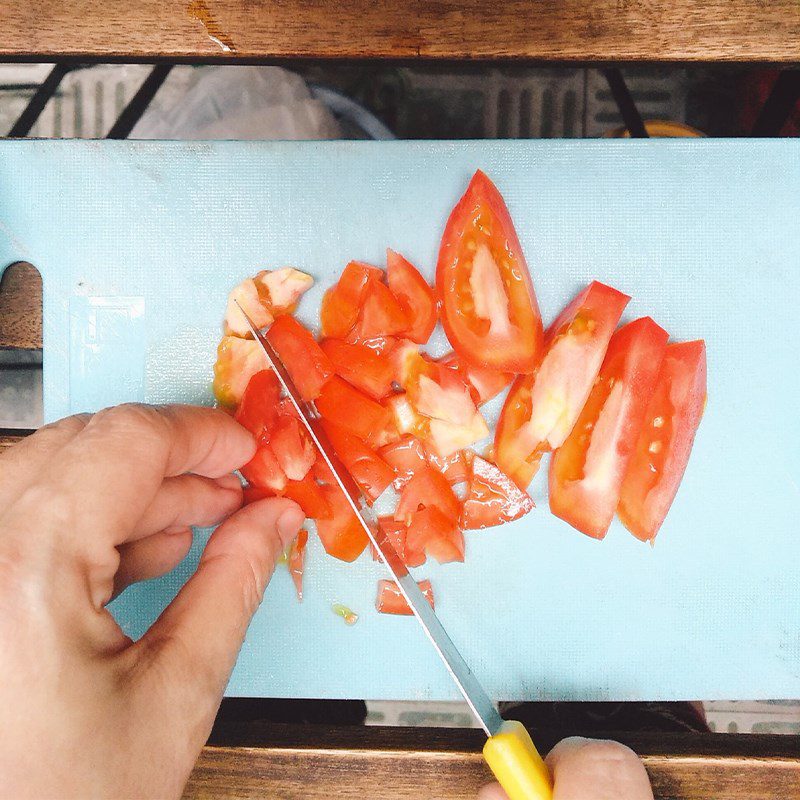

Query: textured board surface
[1,139,798,702]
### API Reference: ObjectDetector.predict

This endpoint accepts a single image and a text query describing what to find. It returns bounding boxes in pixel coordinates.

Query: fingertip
[276,504,306,545]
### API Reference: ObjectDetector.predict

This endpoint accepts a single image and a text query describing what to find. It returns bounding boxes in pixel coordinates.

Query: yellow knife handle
[483,720,553,800]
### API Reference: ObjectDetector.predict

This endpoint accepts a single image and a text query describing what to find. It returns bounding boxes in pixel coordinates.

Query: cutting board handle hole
[0,261,42,351]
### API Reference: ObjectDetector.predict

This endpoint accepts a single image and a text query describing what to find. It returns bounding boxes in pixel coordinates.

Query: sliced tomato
[370,516,426,568]
[436,170,543,373]
[617,340,707,542]
[224,277,274,337]
[405,506,465,564]
[213,336,269,408]
[425,446,471,485]
[376,579,435,615]
[379,434,428,491]
[315,484,370,562]
[241,440,287,494]
[286,529,308,601]
[255,268,314,314]
[388,339,421,387]
[320,260,381,339]
[349,279,409,340]
[320,338,395,400]
[495,281,630,488]
[439,351,512,405]
[386,249,437,344]
[283,474,333,520]
[266,315,333,401]
[395,466,460,524]
[460,455,534,530]
[234,369,281,438]
[269,414,315,481]
[321,421,394,502]
[311,457,336,486]
[383,393,428,439]
[243,484,273,504]
[549,317,669,539]
[316,376,391,445]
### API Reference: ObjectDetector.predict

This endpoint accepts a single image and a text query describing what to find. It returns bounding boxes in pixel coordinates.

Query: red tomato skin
[241,440,288,493]
[405,506,465,564]
[460,455,534,530]
[349,279,409,340]
[266,315,334,401]
[549,317,669,540]
[320,338,395,400]
[436,170,543,373]
[243,484,273,504]
[425,446,471,485]
[379,434,428,491]
[315,376,392,446]
[386,249,437,344]
[618,340,707,542]
[439,352,512,405]
[270,415,316,481]
[234,369,281,438]
[394,466,460,524]
[370,516,426,567]
[315,484,370,562]
[320,261,381,339]
[375,579,435,615]
[283,474,333,520]
[287,529,308,601]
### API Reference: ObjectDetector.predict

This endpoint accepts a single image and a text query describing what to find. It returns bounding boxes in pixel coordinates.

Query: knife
[236,302,553,800]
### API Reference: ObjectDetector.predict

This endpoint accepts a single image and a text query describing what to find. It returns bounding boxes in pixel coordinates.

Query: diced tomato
[436,170,543,373]
[617,340,707,542]
[427,415,489,459]
[241,440,287,494]
[283,474,333,519]
[312,457,336,485]
[234,369,281,438]
[370,516,426,568]
[320,338,395,400]
[425,446,471,485]
[321,421,394,502]
[269,414,315,481]
[316,376,391,446]
[388,339,421,387]
[224,277,274,337]
[439,351,512,405]
[376,579,435,615]
[213,336,270,407]
[549,317,669,539]
[460,455,534,530]
[395,467,460,524]
[255,268,314,314]
[349,279,409,340]
[495,281,630,488]
[384,393,428,438]
[243,484,273,504]
[386,249,437,344]
[315,484,370,562]
[286,529,308,601]
[379,435,428,491]
[266,315,334,402]
[320,260,381,339]
[405,506,465,564]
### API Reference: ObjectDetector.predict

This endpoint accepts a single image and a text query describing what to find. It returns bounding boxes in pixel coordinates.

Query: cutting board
[1,139,798,702]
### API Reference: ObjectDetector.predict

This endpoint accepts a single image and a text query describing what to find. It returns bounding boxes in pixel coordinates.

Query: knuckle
[92,403,170,442]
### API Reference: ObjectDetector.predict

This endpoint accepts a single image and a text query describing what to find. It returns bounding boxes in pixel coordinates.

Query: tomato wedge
[320,260,381,339]
[269,414,315,481]
[379,434,428,491]
[436,170,543,373]
[617,340,707,542]
[320,338,395,400]
[376,579,435,615]
[495,281,630,488]
[405,506,465,564]
[549,317,669,539]
[395,466,460,524]
[322,421,394,502]
[213,336,269,407]
[386,249,437,344]
[283,474,333,520]
[349,279,409,341]
[370,516,426,568]
[286,529,308,601]
[316,376,391,446]
[439,351,512,405]
[234,369,281,438]
[316,484,369,562]
[241,440,287,494]
[266,315,334,401]
[460,455,534,530]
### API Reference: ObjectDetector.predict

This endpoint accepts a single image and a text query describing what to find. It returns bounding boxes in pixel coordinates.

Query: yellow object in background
[605,119,704,137]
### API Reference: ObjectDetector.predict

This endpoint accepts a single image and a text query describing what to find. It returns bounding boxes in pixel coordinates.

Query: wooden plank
[0,262,42,350]
[2,1,799,62]
[186,724,800,799]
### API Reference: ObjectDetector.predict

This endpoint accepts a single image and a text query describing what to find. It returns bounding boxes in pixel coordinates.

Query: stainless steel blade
[234,301,503,736]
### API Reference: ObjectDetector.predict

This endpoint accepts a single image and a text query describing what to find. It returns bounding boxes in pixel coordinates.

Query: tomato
[617,340,707,542]
[256,268,314,314]
[321,421,394,502]
[495,281,630,488]
[395,467,460,524]
[370,516,426,568]
[425,446,471,485]
[389,339,421,386]
[405,506,465,564]
[376,579,435,615]
[384,393,428,439]
[439,351,512,405]
[286,529,308,601]
[283,474,333,519]
[269,414,315,481]
[349,279,409,340]
[243,484,273,504]
[224,277,274,337]
[265,315,333,402]
[386,249,437,344]
[379,435,428,491]
[213,336,269,407]
[316,376,391,446]
[241,440,287,494]
[436,170,543,373]
[320,260,381,339]
[549,317,669,539]
[311,456,336,486]
[320,338,395,400]
[315,484,370,562]
[460,455,534,530]
[234,369,281,438]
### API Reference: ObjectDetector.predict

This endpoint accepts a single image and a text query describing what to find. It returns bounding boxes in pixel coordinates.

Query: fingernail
[216,473,244,493]
[277,506,305,543]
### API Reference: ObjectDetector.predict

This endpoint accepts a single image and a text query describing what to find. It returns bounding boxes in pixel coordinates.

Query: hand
[0,404,305,799]
[478,736,654,800]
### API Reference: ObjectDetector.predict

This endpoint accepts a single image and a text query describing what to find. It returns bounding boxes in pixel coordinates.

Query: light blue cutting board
[1,140,798,702]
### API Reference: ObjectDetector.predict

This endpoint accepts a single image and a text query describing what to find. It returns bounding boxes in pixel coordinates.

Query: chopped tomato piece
[312,456,336,486]
[256,267,313,314]
[320,338,395,400]
[370,516,426,568]
[403,352,477,427]
[242,484,273,504]
[320,260,381,339]
[349,279,409,340]
[425,446,471,485]
[234,369,281,438]
[376,579,435,615]
[269,414,315,481]
[439,351,512,405]
[321,421,394,502]
[389,339,421,386]
[316,376,391,446]
[436,170,543,372]
[384,393,428,438]
[213,336,269,407]
[549,317,669,539]
[316,484,370,562]
[241,440,287,494]
[405,506,465,564]
[386,249,437,344]
[286,529,308,601]
[379,435,428,491]
[495,281,630,488]
[460,455,534,530]
[618,340,707,542]
[395,467,460,524]
[266,315,334,401]
[427,415,489,459]
[283,474,333,519]
[224,277,274,337]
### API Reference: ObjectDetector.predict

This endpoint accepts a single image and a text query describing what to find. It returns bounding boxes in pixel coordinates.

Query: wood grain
[1,1,799,62]
[0,262,42,350]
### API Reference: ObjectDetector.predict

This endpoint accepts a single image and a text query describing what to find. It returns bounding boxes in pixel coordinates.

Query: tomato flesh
[213,336,270,407]
[316,376,391,446]
[460,455,534,530]
[370,516,426,568]
[384,393,427,439]
[549,317,669,539]
[425,446,471,485]
[405,506,465,564]
[316,484,370,562]
[286,529,308,601]
[256,268,314,314]
[269,415,315,481]
[386,249,437,344]
[379,434,428,491]
[234,369,281,438]
[282,474,333,519]
[320,260,381,339]
[241,440,287,494]
[617,340,707,542]
[320,338,395,400]
[439,351,512,405]
[376,579,435,615]
[395,466,460,524]
[349,278,409,340]
[495,281,630,488]
[322,421,394,502]
[224,277,274,337]
[436,170,543,373]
